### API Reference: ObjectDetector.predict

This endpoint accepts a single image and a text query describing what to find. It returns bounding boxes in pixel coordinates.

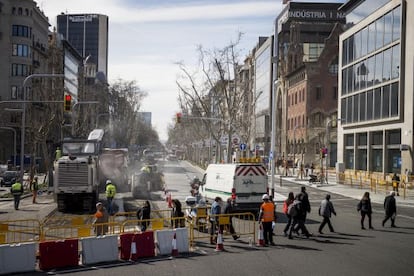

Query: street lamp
[20,74,65,180]
[325,118,342,184]
[293,124,301,175]
[0,127,17,167]
[270,80,279,197]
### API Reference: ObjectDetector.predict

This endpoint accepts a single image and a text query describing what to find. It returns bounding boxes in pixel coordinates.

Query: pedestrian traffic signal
[64,94,72,112]
[176,112,182,123]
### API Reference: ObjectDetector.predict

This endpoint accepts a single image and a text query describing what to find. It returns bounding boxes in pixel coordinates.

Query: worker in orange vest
[258,194,276,246]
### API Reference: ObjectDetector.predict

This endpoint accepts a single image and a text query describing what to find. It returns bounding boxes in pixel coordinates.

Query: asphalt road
[24,160,414,276]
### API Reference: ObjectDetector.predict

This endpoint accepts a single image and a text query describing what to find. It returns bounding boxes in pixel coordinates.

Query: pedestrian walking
[318,194,336,234]
[30,176,39,204]
[209,197,222,244]
[224,197,240,240]
[55,147,62,161]
[282,192,294,236]
[382,191,397,227]
[171,199,185,228]
[310,163,315,175]
[305,164,309,177]
[294,186,311,234]
[357,192,373,229]
[289,190,312,238]
[137,200,151,231]
[93,202,109,236]
[288,195,310,239]
[258,194,276,246]
[283,159,288,176]
[105,179,116,215]
[11,178,24,210]
[392,173,400,196]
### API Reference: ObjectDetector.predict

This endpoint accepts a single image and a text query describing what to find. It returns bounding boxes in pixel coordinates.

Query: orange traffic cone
[215,229,224,252]
[171,232,179,256]
[257,223,265,247]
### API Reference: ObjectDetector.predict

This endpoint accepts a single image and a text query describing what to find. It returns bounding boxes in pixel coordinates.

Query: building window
[25,8,29,16]
[359,92,366,121]
[373,87,381,119]
[382,85,390,118]
[11,86,18,99]
[12,6,16,14]
[370,131,383,172]
[390,82,398,116]
[11,64,28,76]
[316,87,322,100]
[371,149,383,172]
[329,56,339,75]
[18,7,22,15]
[386,129,401,173]
[12,44,29,57]
[12,25,31,38]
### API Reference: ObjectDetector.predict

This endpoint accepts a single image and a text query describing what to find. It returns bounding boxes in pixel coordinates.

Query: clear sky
[38,0,344,141]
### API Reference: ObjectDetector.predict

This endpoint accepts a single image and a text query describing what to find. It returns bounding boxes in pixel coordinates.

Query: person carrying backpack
[288,194,311,239]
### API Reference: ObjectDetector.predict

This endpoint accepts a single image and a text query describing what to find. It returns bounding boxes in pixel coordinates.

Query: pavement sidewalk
[271,173,414,208]
[185,161,414,208]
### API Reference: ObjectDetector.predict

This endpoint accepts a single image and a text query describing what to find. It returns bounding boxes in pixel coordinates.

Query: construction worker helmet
[262,194,269,200]
[106,179,112,185]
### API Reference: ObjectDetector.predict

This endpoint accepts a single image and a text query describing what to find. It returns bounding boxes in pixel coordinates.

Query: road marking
[397,214,414,221]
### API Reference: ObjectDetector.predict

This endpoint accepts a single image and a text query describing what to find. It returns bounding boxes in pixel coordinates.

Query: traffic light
[176,112,182,123]
[64,94,72,112]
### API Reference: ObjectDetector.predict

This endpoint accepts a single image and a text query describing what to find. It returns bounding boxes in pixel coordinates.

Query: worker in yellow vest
[11,178,24,210]
[105,180,116,215]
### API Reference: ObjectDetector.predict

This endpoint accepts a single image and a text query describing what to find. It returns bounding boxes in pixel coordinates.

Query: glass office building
[338,0,413,174]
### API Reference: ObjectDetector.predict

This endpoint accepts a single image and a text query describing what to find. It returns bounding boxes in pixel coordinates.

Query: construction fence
[336,170,414,199]
[0,207,257,246]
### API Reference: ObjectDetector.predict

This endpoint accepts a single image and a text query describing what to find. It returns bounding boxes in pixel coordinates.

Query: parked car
[0,171,19,187]
[166,154,178,161]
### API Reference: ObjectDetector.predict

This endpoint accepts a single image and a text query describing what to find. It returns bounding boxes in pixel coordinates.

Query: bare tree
[175,33,251,163]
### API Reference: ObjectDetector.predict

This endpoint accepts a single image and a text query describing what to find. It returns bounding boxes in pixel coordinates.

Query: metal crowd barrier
[188,212,256,247]
[0,219,41,244]
[336,171,412,199]
[42,221,122,241]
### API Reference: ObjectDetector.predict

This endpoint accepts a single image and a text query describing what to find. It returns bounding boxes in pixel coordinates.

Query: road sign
[240,143,247,151]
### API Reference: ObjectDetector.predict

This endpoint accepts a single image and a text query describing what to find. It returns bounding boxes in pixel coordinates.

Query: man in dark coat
[137,200,151,231]
[224,198,240,240]
[294,186,311,236]
[382,191,397,227]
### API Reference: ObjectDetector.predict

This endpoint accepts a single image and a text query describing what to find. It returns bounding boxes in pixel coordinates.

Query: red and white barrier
[171,232,178,256]
[0,242,36,275]
[81,235,118,265]
[120,232,155,261]
[257,224,265,247]
[39,239,79,271]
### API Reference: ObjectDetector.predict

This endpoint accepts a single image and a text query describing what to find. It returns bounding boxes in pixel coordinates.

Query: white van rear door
[234,165,267,202]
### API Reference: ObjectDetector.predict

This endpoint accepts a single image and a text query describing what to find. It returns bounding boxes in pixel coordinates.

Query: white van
[200,163,268,212]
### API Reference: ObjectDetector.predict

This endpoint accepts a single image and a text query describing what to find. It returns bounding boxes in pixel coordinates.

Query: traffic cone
[171,232,179,256]
[257,223,265,247]
[215,229,224,252]
[167,193,173,208]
